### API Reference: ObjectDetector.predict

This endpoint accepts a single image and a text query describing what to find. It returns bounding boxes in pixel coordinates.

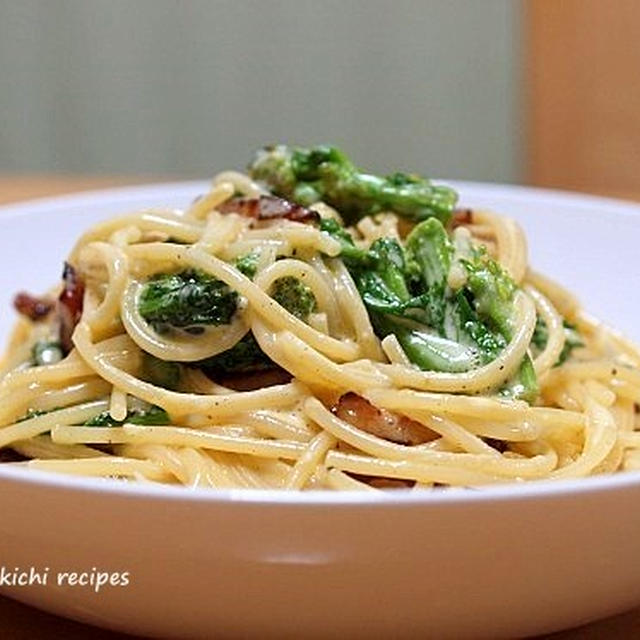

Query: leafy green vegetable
[199,276,317,375]
[353,226,482,373]
[451,289,506,363]
[561,324,584,364]
[249,144,458,225]
[142,353,182,390]
[532,317,584,366]
[375,313,482,373]
[16,408,51,423]
[84,405,170,427]
[235,252,259,279]
[32,340,64,366]
[500,354,539,403]
[138,269,238,333]
[323,216,534,396]
[197,333,274,375]
[16,403,170,429]
[198,271,317,376]
[405,218,453,333]
[271,276,317,320]
[462,247,516,340]
[531,317,547,352]
[137,255,317,377]
[319,218,370,266]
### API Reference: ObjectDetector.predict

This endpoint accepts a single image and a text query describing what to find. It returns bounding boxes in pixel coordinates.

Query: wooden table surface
[1,176,640,639]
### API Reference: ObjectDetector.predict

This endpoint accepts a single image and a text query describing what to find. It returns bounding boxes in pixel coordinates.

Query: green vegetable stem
[249,144,458,225]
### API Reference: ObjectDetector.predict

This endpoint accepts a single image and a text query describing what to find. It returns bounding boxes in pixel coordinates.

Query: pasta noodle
[2,153,640,492]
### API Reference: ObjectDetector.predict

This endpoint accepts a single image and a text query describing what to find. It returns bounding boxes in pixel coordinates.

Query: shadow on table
[0,595,143,639]
[541,606,640,639]
[3,592,640,639]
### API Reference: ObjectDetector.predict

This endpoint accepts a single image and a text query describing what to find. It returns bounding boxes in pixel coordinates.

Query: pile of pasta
[1,171,639,491]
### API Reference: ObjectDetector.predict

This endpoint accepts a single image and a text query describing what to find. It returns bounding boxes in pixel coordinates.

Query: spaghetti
[2,146,639,491]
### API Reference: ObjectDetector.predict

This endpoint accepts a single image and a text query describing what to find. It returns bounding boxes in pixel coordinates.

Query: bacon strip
[450,208,473,229]
[218,195,320,224]
[350,474,416,489]
[216,368,292,392]
[57,262,85,353]
[13,292,54,321]
[332,392,437,446]
[0,448,28,463]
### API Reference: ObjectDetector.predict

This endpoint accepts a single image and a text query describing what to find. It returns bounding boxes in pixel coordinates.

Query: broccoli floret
[249,144,458,225]
[462,247,516,340]
[138,269,238,333]
[406,218,453,289]
[235,252,260,279]
[270,276,317,320]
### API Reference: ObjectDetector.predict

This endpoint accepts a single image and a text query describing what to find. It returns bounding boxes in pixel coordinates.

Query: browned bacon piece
[350,474,416,489]
[218,195,320,224]
[13,292,54,321]
[216,367,292,392]
[450,208,473,229]
[58,262,85,353]
[332,392,437,446]
[0,448,28,462]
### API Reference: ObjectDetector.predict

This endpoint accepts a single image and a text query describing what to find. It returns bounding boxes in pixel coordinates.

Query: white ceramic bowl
[1,182,640,639]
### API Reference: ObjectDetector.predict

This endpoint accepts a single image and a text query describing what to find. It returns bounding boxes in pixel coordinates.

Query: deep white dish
[1,182,640,639]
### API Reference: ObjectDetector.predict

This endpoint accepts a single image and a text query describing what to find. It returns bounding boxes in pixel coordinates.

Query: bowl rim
[2,180,640,508]
[2,463,640,507]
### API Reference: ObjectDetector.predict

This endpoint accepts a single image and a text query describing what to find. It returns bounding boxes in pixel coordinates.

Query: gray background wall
[0,0,522,182]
